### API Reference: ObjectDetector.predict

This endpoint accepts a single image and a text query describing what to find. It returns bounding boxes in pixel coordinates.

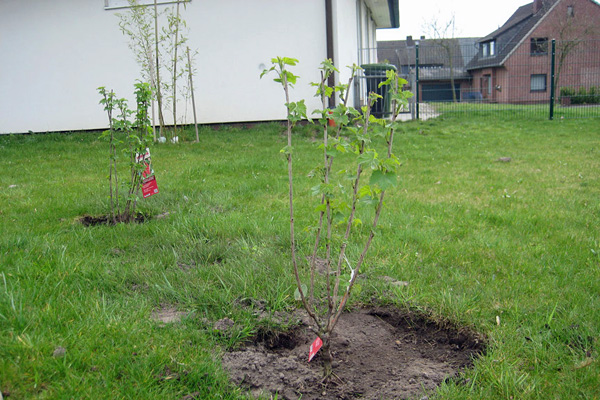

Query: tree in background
[551,3,599,96]
[118,0,195,141]
[424,14,459,103]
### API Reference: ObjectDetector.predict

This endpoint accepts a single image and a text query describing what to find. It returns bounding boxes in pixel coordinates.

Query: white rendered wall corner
[0,0,330,134]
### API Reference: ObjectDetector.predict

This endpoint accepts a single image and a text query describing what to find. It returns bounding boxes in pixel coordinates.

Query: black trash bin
[361,63,397,118]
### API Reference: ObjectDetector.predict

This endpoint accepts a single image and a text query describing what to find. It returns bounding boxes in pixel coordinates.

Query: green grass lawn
[429,101,600,120]
[1,115,599,399]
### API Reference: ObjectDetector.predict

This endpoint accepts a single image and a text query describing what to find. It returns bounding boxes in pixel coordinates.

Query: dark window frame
[481,40,496,58]
[530,74,547,92]
[530,37,549,56]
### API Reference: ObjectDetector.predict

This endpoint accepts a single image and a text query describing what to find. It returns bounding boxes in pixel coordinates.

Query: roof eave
[365,0,399,29]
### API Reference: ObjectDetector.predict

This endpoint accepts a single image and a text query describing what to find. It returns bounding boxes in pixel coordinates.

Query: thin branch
[309,69,357,305]
[329,76,401,333]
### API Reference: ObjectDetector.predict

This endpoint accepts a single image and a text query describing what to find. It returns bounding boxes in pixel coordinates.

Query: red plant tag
[142,176,159,198]
[308,337,323,362]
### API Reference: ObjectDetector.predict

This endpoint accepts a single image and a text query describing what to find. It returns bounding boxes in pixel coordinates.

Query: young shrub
[98,87,121,224]
[262,57,412,378]
[97,82,154,223]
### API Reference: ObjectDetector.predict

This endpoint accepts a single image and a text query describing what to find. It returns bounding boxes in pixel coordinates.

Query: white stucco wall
[189,1,328,127]
[329,0,380,109]
[331,0,358,106]
[0,0,328,134]
[0,0,392,134]
[0,0,135,134]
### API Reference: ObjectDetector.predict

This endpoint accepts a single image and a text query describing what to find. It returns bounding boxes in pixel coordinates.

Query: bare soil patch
[78,213,149,226]
[223,307,484,400]
[151,306,187,325]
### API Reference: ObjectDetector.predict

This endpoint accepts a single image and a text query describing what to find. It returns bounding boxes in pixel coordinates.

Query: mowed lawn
[0,115,599,399]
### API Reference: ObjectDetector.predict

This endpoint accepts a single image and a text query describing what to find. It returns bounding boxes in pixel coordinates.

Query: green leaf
[320,58,338,75]
[368,92,383,102]
[359,187,379,205]
[259,66,275,79]
[314,203,327,213]
[312,183,334,197]
[381,155,401,173]
[357,150,378,169]
[332,199,350,213]
[370,170,397,190]
[307,166,325,179]
[332,210,346,224]
[330,105,350,126]
[311,184,322,196]
[357,185,372,199]
[287,100,308,123]
[294,284,308,301]
[280,145,292,155]
[285,71,298,86]
[282,57,299,66]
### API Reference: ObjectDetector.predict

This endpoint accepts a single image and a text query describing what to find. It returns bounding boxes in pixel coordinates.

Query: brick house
[467,0,600,104]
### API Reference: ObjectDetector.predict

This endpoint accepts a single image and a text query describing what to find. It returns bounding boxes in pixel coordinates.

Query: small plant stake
[187,46,200,143]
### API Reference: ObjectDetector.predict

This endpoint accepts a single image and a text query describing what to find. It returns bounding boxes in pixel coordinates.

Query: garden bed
[223,306,485,400]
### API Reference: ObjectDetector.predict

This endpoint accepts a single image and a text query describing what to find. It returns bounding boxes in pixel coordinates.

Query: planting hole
[223,306,485,400]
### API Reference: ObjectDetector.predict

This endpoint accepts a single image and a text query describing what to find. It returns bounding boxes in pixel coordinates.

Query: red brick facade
[469,0,600,104]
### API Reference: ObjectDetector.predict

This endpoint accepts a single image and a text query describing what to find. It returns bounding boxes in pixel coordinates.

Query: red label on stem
[308,337,323,362]
[142,176,159,198]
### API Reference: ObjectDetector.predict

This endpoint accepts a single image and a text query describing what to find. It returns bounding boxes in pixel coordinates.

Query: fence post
[415,42,420,120]
[549,39,556,120]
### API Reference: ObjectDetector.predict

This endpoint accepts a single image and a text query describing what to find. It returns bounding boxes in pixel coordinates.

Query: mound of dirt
[222,307,484,400]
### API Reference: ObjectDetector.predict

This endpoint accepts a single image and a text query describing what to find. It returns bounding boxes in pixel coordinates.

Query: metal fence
[361,38,600,120]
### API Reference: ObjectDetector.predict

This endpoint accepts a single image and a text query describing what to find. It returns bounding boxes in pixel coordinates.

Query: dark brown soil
[223,307,485,400]
[78,212,148,226]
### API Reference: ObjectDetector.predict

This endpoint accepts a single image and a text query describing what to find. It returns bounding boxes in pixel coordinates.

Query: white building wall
[0,0,328,134]
[330,0,380,109]
[331,0,358,106]
[0,0,134,134]
[346,0,379,108]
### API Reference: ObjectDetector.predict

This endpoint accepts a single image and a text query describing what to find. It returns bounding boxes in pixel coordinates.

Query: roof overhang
[364,0,400,29]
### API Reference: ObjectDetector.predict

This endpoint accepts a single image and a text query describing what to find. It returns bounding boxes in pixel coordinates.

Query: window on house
[530,38,548,55]
[567,5,574,17]
[531,74,547,92]
[104,0,190,10]
[481,40,496,57]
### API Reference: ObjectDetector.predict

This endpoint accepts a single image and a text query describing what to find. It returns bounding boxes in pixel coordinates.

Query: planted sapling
[262,58,412,378]
[118,0,193,142]
[97,82,156,223]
